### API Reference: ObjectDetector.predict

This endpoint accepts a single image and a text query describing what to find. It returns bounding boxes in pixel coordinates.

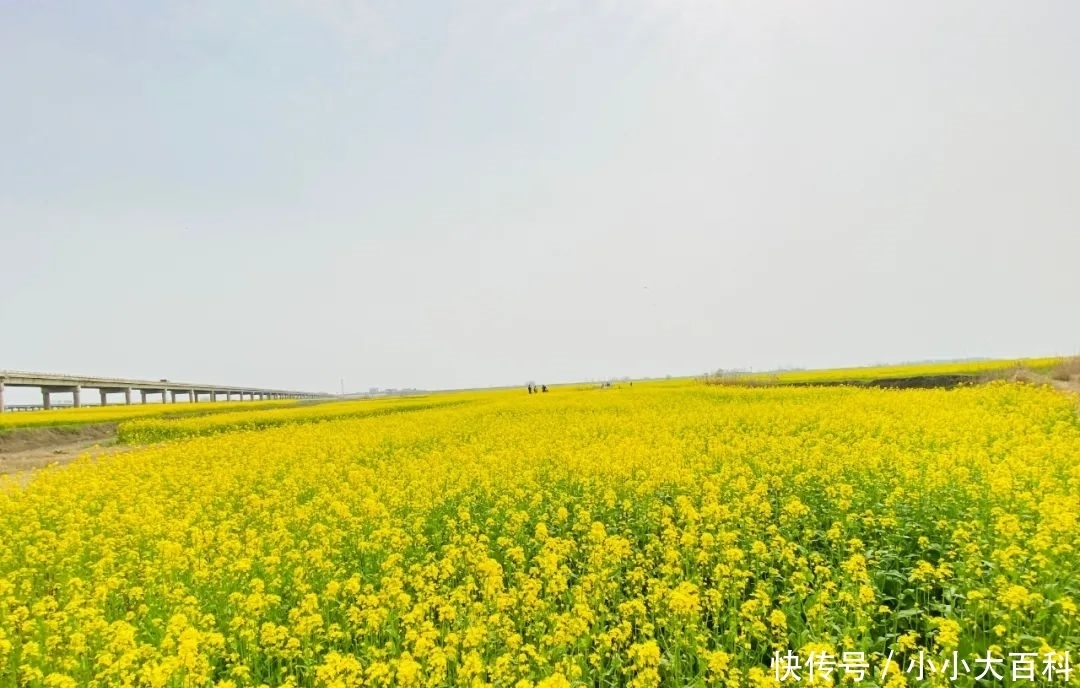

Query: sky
[2,0,1079,397]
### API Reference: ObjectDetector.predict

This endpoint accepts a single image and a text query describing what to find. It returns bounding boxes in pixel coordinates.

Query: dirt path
[0,438,133,476]
[0,423,117,453]
[0,424,136,486]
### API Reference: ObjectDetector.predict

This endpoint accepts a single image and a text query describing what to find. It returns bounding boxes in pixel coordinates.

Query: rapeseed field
[717,357,1066,385]
[116,396,477,444]
[1,381,1078,687]
[0,400,297,432]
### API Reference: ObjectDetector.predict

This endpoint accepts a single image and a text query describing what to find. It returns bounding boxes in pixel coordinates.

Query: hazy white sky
[2,0,1078,395]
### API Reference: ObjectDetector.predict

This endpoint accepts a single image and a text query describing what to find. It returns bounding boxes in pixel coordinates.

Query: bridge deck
[0,370,328,412]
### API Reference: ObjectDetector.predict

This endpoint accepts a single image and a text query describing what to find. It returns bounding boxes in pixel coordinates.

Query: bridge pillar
[0,380,5,413]
[100,390,108,406]
[72,386,82,408]
[140,390,148,404]
[210,390,217,402]
[42,388,52,410]
[162,389,170,404]
[125,388,132,405]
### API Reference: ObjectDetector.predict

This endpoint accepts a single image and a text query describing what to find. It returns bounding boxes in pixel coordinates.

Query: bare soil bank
[0,424,122,476]
[0,423,117,453]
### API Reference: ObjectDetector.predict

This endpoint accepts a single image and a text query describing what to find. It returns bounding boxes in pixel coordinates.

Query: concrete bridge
[0,370,329,413]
